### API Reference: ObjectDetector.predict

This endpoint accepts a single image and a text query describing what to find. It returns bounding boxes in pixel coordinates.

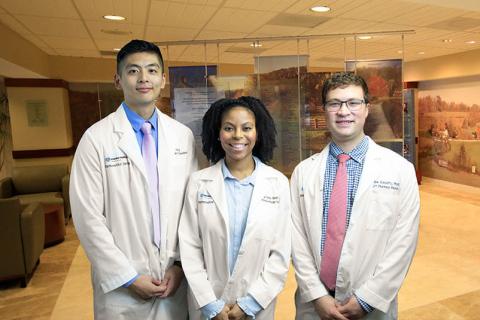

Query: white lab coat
[179,160,291,320]
[291,137,419,320]
[70,106,197,320]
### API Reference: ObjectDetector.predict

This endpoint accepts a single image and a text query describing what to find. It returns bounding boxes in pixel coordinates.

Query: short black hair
[202,96,277,164]
[116,39,164,74]
[322,72,369,105]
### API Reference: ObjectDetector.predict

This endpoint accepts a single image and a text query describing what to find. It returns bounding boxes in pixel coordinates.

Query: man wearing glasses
[291,72,420,320]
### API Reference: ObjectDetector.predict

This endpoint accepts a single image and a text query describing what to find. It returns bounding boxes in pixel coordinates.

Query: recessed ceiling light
[310,6,331,13]
[397,50,403,54]
[466,40,476,44]
[113,48,121,52]
[358,35,372,40]
[103,15,126,21]
[101,29,131,35]
[250,41,262,48]
[418,51,425,55]
[442,39,452,43]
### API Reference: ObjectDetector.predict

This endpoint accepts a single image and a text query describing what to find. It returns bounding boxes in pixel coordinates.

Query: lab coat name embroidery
[373,180,400,191]
[174,148,188,156]
[261,195,280,204]
[104,155,130,168]
[198,192,214,203]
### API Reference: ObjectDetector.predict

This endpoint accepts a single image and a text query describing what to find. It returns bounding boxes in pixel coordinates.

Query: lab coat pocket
[248,236,272,270]
[366,197,398,231]
[102,287,150,320]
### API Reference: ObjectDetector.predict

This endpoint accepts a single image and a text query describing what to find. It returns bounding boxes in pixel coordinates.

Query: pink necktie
[320,153,350,290]
[141,122,160,248]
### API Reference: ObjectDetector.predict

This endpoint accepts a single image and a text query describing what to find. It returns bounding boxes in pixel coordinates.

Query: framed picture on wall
[26,100,48,127]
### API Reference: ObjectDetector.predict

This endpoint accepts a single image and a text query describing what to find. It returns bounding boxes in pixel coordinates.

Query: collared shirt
[321,136,373,312]
[122,102,159,157]
[121,102,159,288]
[201,157,263,319]
[222,157,258,274]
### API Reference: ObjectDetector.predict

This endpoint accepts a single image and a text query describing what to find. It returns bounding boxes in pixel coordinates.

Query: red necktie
[141,122,160,248]
[320,153,350,290]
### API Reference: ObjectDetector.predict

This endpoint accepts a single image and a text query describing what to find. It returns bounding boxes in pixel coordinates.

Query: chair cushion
[16,193,64,206]
[12,165,68,194]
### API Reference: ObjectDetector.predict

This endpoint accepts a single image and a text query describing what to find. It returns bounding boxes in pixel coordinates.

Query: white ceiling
[0,0,479,68]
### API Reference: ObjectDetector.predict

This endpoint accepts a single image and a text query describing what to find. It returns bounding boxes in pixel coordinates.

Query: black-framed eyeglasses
[324,99,365,112]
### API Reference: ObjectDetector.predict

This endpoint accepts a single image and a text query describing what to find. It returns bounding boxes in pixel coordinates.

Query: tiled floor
[0,177,479,319]
[0,223,79,320]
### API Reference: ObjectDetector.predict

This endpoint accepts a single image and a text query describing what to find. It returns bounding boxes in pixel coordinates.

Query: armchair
[0,164,71,221]
[0,199,45,287]
[0,164,70,246]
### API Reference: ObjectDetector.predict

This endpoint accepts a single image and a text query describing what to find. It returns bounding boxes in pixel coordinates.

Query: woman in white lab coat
[179,96,291,320]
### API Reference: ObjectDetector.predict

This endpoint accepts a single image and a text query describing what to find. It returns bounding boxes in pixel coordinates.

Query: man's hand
[213,305,231,320]
[313,295,349,320]
[337,296,367,320]
[227,304,246,320]
[158,264,184,298]
[128,274,166,299]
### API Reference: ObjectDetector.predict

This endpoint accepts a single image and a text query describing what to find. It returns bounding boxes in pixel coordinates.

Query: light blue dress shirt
[201,157,263,319]
[121,102,158,288]
[122,102,159,156]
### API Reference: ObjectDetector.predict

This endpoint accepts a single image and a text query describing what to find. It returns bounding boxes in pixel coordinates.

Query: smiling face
[325,85,369,152]
[114,52,165,115]
[219,106,257,167]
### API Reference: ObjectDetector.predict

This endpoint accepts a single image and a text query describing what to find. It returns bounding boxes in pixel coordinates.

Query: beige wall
[6,87,72,150]
[404,48,480,82]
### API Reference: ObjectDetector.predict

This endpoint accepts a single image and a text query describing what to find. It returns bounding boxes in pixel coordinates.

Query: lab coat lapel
[156,110,173,254]
[352,137,380,206]
[114,106,148,181]
[350,138,382,231]
[205,161,229,228]
[244,164,266,230]
[156,110,173,187]
[306,147,328,261]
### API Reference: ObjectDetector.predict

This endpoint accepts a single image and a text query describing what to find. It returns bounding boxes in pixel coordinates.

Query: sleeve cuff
[201,299,225,319]
[237,295,263,319]
[354,293,375,313]
[122,274,139,288]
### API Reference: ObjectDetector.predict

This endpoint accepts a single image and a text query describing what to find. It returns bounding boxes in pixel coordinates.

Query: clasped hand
[313,295,367,320]
[213,303,247,320]
[128,265,184,299]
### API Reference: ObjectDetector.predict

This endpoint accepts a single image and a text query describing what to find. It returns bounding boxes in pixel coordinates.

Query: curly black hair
[202,96,277,164]
[321,72,369,105]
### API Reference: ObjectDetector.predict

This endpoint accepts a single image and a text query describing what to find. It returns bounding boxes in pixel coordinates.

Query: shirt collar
[221,156,260,186]
[122,102,158,133]
[329,136,369,164]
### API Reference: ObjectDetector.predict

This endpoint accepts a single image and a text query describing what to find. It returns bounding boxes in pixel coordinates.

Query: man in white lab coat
[70,40,197,319]
[291,72,419,320]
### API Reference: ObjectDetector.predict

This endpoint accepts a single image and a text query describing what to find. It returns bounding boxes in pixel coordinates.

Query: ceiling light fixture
[103,15,126,21]
[418,51,425,55]
[310,6,331,13]
[466,40,476,44]
[113,48,121,52]
[358,35,372,40]
[397,50,403,54]
[250,41,262,48]
[442,39,452,43]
